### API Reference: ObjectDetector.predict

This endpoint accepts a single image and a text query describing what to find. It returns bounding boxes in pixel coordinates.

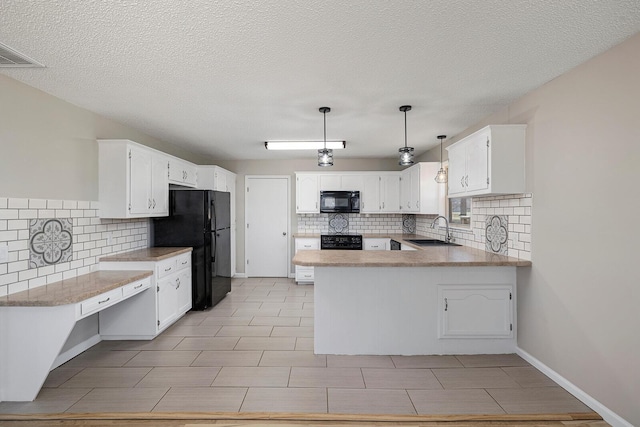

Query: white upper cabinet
[446,125,526,197]
[296,173,319,213]
[98,140,169,218]
[399,162,440,214]
[168,157,197,187]
[319,174,363,192]
[361,175,381,213]
[379,174,401,213]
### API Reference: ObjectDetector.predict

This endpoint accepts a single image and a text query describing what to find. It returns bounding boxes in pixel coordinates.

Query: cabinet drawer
[81,288,122,316]
[176,253,191,271]
[295,239,319,251]
[122,277,151,298]
[364,238,389,250]
[157,259,177,278]
[295,266,314,282]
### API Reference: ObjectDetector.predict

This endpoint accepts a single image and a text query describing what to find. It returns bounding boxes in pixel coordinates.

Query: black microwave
[320,191,360,213]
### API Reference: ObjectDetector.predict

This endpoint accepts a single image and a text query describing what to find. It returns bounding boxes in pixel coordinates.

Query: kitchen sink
[405,239,461,247]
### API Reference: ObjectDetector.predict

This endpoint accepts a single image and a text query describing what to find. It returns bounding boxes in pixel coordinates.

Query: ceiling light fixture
[398,105,414,166]
[434,135,448,183]
[318,106,333,167]
[264,140,345,150]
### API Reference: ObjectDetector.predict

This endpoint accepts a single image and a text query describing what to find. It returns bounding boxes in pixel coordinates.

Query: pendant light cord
[404,109,407,148]
[323,109,327,150]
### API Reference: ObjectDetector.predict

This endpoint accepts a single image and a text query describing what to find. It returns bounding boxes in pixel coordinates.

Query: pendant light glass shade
[318,106,333,167]
[398,105,414,166]
[434,134,447,183]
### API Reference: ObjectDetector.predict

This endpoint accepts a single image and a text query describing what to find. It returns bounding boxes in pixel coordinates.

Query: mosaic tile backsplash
[0,197,148,297]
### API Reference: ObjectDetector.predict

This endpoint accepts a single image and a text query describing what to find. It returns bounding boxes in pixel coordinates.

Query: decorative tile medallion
[485,215,508,255]
[29,218,73,268]
[328,213,349,234]
[402,214,416,234]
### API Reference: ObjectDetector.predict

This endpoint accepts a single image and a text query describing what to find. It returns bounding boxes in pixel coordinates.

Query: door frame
[244,175,291,278]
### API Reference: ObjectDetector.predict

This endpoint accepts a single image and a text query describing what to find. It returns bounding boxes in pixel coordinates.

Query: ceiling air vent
[0,42,45,68]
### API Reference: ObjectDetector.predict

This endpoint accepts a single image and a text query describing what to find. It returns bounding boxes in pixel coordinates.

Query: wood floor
[0,412,609,427]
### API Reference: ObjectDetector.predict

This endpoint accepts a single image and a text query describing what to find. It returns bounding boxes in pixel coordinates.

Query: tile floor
[0,277,595,416]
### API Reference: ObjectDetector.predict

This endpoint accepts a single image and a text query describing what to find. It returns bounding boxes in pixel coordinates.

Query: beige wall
[422,32,640,426]
[222,157,400,274]
[0,74,213,201]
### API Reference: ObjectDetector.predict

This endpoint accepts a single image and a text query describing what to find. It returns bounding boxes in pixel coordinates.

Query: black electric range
[320,234,363,250]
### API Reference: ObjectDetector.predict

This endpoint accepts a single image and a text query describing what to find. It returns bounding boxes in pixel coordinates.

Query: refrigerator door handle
[212,231,217,263]
[211,199,217,231]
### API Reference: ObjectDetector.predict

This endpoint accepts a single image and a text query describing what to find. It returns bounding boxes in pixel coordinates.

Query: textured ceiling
[1,1,640,162]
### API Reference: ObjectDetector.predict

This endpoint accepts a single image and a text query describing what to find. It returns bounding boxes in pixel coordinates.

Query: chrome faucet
[431,215,452,243]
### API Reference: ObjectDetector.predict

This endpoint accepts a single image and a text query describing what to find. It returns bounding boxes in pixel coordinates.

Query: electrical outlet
[0,243,8,263]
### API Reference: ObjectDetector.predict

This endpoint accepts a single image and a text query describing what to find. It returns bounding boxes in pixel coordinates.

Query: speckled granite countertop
[292,234,531,267]
[100,247,192,262]
[0,270,153,307]
[293,246,530,267]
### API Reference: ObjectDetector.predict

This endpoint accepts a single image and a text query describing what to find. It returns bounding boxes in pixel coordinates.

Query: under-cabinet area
[99,248,193,339]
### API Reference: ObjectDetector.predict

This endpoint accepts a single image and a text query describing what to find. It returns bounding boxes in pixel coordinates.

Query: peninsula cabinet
[98,139,169,218]
[438,285,513,339]
[296,173,319,213]
[446,124,526,197]
[99,249,192,339]
[400,162,440,214]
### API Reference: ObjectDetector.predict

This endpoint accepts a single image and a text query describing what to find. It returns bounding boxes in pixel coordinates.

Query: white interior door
[245,176,290,277]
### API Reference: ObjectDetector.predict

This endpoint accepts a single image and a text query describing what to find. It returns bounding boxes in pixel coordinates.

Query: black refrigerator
[152,189,231,310]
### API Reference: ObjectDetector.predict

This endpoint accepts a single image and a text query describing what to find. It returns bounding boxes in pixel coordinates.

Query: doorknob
[282,232,287,236]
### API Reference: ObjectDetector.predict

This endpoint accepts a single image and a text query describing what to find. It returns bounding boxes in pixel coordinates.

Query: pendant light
[434,134,447,183]
[398,105,414,166]
[317,106,333,167]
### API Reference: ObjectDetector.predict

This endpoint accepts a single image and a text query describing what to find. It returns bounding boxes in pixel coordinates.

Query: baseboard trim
[52,334,101,370]
[516,346,631,427]
[233,273,248,279]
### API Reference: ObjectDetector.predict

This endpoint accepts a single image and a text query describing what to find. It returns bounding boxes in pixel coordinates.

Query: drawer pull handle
[98,297,111,305]
[164,267,172,272]
[181,260,188,265]
[134,284,144,289]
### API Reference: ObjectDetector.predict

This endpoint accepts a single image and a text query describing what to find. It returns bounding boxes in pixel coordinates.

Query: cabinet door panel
[177,270,192,314]
[152,155,169,214]
[465,132,490,192]
[380,175,400,212]
[319,175,341,191]
[400,169,411,212]
[362,175,381,213]
[157,277,178,331]
[447,144,466,196]
[439,286,512,338]
[129,148,152,214]
[296,174,319,213]
[341,175,363,192]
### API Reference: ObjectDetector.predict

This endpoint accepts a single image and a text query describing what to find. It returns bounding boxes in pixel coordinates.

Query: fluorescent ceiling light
[264,140,346,150]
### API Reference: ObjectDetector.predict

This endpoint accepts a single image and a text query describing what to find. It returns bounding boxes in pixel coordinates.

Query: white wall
[421,32,640,426]
[0,74,213,201]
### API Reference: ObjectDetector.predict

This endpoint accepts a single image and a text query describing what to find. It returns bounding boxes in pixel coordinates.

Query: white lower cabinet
[363,238,390,250]
[294,237,319,284]
[438,285,513,339]
[99,251,192,339]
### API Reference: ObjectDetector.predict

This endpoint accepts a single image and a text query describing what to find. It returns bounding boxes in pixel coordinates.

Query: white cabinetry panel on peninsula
[400,162,441,214]
[99,249,192,339]
[446,124,526,197]
[296,173,319,213]
[294,237,319,284]
[99,139,170,218]
[438,285,513,339]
